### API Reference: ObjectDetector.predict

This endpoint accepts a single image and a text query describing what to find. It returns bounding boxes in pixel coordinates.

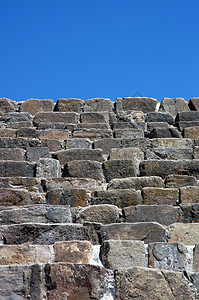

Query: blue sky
[0,0,199,102]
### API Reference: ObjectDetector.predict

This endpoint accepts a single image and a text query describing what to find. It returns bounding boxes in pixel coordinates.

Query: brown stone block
[116,97,157,113]
[168,223,199,245]
[16,127,38,138]
[20,98,54,115]
[81,112,109,123]
[159,97,190,116]
[108,176,163,190]
[180,186,199,203]
[110,147,144,161]
[114,128,144,139]
[54,98,84,112]
[77,122,110,129]
[151,138,193,149]
[0,148,26,161]
[164,174,197,188]
[0,98,17,113]
[142,187,179,205]
[0,188,31,206]
[41,138,63,152]
[64,138,92,149]
[34,112,78,125]
[84,97,113,112]
[54,241,92,263]
[72,128,113,139]
[39,129,69,140]
[183,126,199,138]
[36,158,61,178]
[0,128,16,137]
[189,98,199,111]
[103,160,136,182]
[145,147,193,160]
[0,161,36,177]
[46,188,88,207]
[193,244,199,271]
[93,138,121,154]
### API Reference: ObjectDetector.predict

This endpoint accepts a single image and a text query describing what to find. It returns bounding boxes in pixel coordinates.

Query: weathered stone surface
[0,112,32,123]
[91,189,142,208]
[63,160,104,181]
[41,138,63,152]
[84,97,113,112]
[64,138,92,149]
[114,128,144,139]
[176,111,199,122]
[189,98,199,111]
[180,186,199,203]
[76,204,120,224]
[140,160,199,178]
[142,187,179,205]
[104,160,136,182]
[114,267,193,300]
[108,176,163,190]
[0,223,87,244]
[147,121,170,130]
[151,138,193,149]
[0,137,41,149]
[16,127,39,138]
[116,97,157,113]
[121,137,151,151]
[54,98,84,112]
[112,121,139,129]
[159,97,190,116]
[36,158,61,178]
[0,205,72,224]
[148,242,187,271]
[168,223,199,245]
[193,244,199,271]
[39,129,69,140]
[123,205,181,226]
[72,128,113,139]
[34,112,78,125]
[54,148,103,165]
[145,147,193,160]
[109,147,144,161]
[179,204,199,223]
[183,126,199,138]
[0,161,36,177]
[146,111,174,124]
[148,127,181,138]
[0,128,16,137]
[81,112,109,124]
[0,177,42,192]
[165,174,197,188]
[0,148,26,161]
[99,222,166,244]
[193,146,199,159]
[177,120,199,131]
[37,121,66,129]
[26,146,50,162]
[0,188,32,206]
[0,98,16,113]
[44,263,105,300]
[117,110,145,123]
[20,98,54,115]
[93,138,121,154]
[100,240,145,269]
[46,188,88,207]
[8,120,33,129]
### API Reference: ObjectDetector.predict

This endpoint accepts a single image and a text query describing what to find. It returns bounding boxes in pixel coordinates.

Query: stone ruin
[0,96,199,299]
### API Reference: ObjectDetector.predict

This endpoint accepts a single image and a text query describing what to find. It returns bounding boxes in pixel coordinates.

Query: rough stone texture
[108,176,163,190]
[0,137,41,149]
[99,222,166,244]
[148,127,181,138]
[54,148,103,165]
[81,112,109,124]
[0,128,16,137]
[20,98,54,115]
[148,242,187,271]
[140,159,199,178]
[121,137,151,151]
[76,204,120,224]
[176,111,199,122]
[165,174,198,188]
[0,177,42,192]
[103,160,137,182]
[0,148,26,161]
[116,97,157,113]
[114,267,193,300]
[123,205,181,226]
[0,112,32,124]
[0,161,36,177]
[16,127,39,138]
[141,187,179,205]
[26,146,50,162]
[179,204,199,223]
[39,129,70,140]
[159,97,190,116]
[109,147,144,162]
[145,147,193,160]
[41,138,63,152]
[147,121,170,130]
[100,240,145,269]
[64,138,92,149]
[168,223,199,245]
[114,128,144,139]
[146,111,174,124]
[151,137,193,149]
[0,188,32,206]
[36,158,61,178]
[183,126,199,138]
[0,98,17,113]
[180,186,199,204]
[72,128,113,139]
[193,244,199,272]
[54,98,84,112]
[0,223,87,244]
[93,138,121,154]
[193,146,199,159]
[63,160,104,181]
[112,121,139,129]
[46,188,88,207]
[189,97,199,111]
[34,112,78,125]
[84,97,113,112]
[91,189,142,208]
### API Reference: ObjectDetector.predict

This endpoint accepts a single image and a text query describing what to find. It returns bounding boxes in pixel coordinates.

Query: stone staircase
[0,96,199,299]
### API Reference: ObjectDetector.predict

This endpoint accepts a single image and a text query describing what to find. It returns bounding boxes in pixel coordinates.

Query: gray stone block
[103,160,137,182]
[159,97,190,116]
[84,97,113,112]
[64,138,92,149]
[36,158,61,178]
[93,138,121,154]
[116,97,157,113]
[54,98,84,113]
[46,188,88,207]
[108,176,163,190]
[0,161,36,177]
[34,112,78,125]
[26,147,50,162]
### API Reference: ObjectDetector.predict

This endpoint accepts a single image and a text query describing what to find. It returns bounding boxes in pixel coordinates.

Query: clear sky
[0,0,199,102]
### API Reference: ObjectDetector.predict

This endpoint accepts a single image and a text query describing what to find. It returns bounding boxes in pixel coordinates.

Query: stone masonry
[0,96,199,299]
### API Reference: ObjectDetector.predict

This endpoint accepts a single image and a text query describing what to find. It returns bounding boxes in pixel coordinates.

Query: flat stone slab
[34,112,79,125]
[0,161,36,177]
[46,188,88,207]
[116,97,157,113]
[159,97,190,116]
[180,186,199,204]
[141,187,179,205]
[168,223,199,245]
[93,138,122,154]
[20,98,54,115]
[103,160,137,182]
[164,174,197,188]
[107,176,163,190]
[84,97,113,112]
[54,98,84,113]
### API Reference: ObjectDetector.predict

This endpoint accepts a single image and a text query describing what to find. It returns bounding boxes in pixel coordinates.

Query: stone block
[0,128,16,137]
[0,223,87,244]
[0,137,41,149]
[180,186,199,203]
[121,137,151,151]
[100,240,145,269]
[80,112,109,123]
[112,121,139,129]
[93,138,121,154]
[39,129,69,140]
[26,146,50,162]
[183,126,199,138]
[159,97,190,116]
[36,158,61,178]
[8,121,33,129]
[54,148,103,165]
[37,121,66,129]
[116,110,145,122]
[148,127,181,138]
[91,189,142,208]
[189,98,199,111]
[0,148,26,161]
[179,204,199,223]
[176,111,199,122]
[193,146,199,159]
[0,161,36,177]
[0,188,31,206]
[168,223,199,245]
[147,121,170,130]
[109,147,144,165]
[0,98,16,113]
[34,112,78,125]
[46,188,88,207]
[116,97,158,113]
[145,148,193,160]
[146,111,174,124]
[63,160,104,181]
[54,241,92,263]
[77,122,110,129]
[151,137,193,149]
[165,174,197,188]
[16,127,39,138]
[108,176,163,190]
[41,138,63,152]
[140,160,199,178]
[72,128,113,139]
[20,98,54,115]
[148,242,187,271]
[84,97,113,112]
[193,244,199,271]
[0,112,32,123]
[54,98,84,112]
[123,205,181,226]
[76,204,120,224]
[64,138,92,149]
[114,128,144,139]
[103,160,136,182]
[99,222,166,244]
[177,120,199,131]
[142,187,179,205]
[0,177,42,192]
[114,267,193,300]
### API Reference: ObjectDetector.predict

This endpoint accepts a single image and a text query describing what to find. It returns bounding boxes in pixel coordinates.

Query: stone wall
[0,96,199,299]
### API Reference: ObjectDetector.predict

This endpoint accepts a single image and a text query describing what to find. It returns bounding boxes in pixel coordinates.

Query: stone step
[54,98,84,113]
[107,176,164,190]
[72,128,113,140]
[0,161,36,177]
